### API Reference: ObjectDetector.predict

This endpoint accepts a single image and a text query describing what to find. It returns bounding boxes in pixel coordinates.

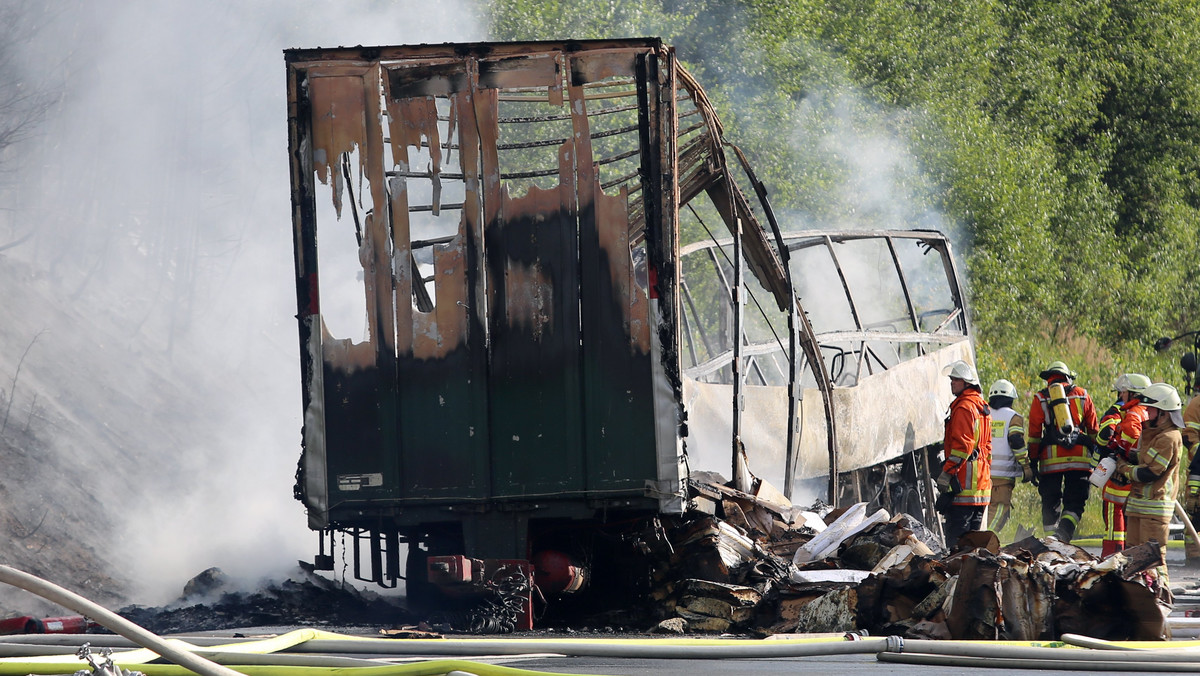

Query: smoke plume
[0,0,481,605]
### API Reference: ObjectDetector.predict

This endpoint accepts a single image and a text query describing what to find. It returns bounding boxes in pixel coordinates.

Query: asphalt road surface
[491,653,1118,675]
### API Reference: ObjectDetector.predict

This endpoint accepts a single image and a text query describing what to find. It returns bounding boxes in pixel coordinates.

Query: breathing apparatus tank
[1047,382,1076,439]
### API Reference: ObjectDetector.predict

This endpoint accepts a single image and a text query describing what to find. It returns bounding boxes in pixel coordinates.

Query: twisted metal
[429,565,532,634]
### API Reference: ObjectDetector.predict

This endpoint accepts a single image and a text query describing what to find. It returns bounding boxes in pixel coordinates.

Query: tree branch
[1,328,46,435]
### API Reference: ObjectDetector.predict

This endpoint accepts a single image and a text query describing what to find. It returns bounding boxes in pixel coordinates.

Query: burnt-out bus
[285,38,972,625]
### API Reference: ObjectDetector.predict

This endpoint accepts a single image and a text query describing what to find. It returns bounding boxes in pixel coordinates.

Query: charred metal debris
[608,477,1174,640]
[108,484,1171,639]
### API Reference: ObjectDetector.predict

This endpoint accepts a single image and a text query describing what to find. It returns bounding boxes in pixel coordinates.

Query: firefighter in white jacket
[987,379,1033,534]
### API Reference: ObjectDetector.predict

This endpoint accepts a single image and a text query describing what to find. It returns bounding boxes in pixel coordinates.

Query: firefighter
[1182,385,1200,566]
[1116,382,1184,583]
[1027,361,1099,542]
[1096,373,1150,558]
[937,360,992,549]
[986,379,1031,535]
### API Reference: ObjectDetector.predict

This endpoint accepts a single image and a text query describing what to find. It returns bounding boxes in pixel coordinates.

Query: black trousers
[1037,470,1091,527]
[942,504,985,549]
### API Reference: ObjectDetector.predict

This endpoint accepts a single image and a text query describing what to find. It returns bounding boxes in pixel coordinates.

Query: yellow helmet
[1039,361,1074,381]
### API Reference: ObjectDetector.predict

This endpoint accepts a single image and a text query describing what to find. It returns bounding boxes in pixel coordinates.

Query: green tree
[486,0,1200,387]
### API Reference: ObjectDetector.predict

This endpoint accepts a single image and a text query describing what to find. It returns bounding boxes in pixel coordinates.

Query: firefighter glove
[1022,463,1035,484]
[934,490,953,514]
[936,470,960,495]
[936,470,953,493]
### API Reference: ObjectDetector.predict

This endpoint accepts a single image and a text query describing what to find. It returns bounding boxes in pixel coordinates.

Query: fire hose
[7,561,1200,674]
[0,563,898,675]
[4,626,1200,674]
[1177,499,1200,555]
[876,636,1200,671]
[0,564,243,676]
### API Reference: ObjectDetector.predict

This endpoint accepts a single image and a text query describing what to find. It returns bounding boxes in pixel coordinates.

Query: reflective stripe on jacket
[990,407,1027,479]
[1110,402,1147,458]
[1184,395,1200,455]
[1126,419,1182,518]
[1101,402,1148,505]
[1027,384,1098,473]
[1101,477,1131,505]
[1098,402,1122,444]
[944,387,992,506]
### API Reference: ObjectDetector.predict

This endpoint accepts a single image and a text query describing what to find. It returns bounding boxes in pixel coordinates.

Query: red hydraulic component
[41,616,91,633]
[531,550,588,595]
[427,554,481,588]
[0,615,93,635]
[0,616,39,635]
[427,556,535,630]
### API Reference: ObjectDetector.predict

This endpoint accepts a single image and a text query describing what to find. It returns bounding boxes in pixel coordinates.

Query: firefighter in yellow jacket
[1182,386,1200,566]
[937,360,992,549]
[1116,382,1184,582]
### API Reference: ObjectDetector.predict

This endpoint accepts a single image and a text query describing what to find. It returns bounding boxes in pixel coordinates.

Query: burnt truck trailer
[285,39,974,625]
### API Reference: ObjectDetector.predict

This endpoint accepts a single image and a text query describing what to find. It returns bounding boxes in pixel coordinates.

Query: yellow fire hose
[3,561,1200,674]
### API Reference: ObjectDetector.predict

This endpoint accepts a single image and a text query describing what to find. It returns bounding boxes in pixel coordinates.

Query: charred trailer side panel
[285,40,977,629]
[285,41,700,601]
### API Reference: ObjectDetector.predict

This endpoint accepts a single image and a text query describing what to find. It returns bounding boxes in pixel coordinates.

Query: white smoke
[0,0,483,604]
[786,87,951,235]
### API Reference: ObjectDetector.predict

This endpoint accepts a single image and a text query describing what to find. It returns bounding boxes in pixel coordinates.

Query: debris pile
[641,476,1172,640]
[117,567,410,634]
[92,479,1171,639]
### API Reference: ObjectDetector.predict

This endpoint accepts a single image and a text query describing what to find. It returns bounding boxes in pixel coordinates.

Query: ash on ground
[116,566,412,634]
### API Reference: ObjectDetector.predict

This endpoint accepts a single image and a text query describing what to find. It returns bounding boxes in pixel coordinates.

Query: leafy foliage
[487,0,1200,531]
[487,0,1200,372]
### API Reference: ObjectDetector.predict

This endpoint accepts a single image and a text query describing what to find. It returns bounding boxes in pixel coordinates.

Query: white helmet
[988,379,1017,399]
[1139,382,1182,411]
[1113,373,1152,394]
[943,360,979,386]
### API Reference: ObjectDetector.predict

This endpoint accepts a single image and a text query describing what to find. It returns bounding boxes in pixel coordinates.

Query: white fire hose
[6,556,1200,674]
[0,564,245,676]
[878,637,1200,671]
[1177,499,1200,553]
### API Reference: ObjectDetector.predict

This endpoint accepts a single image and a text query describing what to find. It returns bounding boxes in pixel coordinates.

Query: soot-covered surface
[116,567,412,634]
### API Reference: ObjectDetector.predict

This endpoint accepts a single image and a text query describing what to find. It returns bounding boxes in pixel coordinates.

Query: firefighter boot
[1041,503,1061,539]
[1055,511,1081,543]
